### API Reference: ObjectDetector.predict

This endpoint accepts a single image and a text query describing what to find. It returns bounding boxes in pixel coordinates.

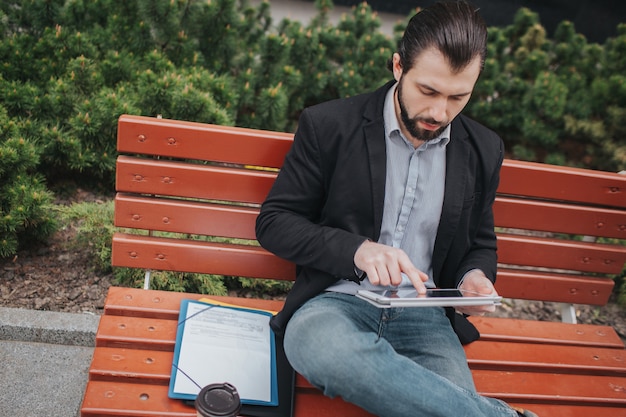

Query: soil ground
[1,189,625,343]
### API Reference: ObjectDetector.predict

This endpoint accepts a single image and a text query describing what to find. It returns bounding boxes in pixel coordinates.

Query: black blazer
[256,81,504,343]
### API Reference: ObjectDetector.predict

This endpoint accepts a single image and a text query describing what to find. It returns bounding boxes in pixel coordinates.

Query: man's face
[392,47,481,143]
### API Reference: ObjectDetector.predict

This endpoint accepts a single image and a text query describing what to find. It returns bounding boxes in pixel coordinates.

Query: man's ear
[392,53,403,81]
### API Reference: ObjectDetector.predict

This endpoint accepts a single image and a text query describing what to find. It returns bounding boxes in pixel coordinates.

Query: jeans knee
[283,309,362,392]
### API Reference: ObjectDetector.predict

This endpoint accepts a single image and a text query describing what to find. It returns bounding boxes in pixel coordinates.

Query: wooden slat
[472,369,626,407]
[494,269,614,306]
[111,233,295,280]
[82,378,626,417]
[499,159,626,208]
[291,390,377,417]
[494,197,626,239]
[89,347,173,384]
[114,193,259,239]
[495,403,626,417]
[497,234,626,275]
[82,379,373,417]
[109,231,624,288]
[81,380,201,417]
[471,316,625,349]
[465,340,626,375]
[117,114,293,168]
[95,315,177,351]
[102,287,284,320]
[115,156,277,204]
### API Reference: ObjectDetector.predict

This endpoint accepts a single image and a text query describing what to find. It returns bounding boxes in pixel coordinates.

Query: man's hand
[354,240,428,293]
[456,270,498,316]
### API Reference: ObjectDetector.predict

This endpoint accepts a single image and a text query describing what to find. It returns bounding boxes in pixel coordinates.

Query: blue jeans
[283,292,517,417]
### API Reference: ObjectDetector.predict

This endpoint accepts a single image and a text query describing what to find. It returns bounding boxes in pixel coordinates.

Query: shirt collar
[383,82,451,149]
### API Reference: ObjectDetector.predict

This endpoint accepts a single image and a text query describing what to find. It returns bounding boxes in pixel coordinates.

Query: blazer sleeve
[255,109,367,279]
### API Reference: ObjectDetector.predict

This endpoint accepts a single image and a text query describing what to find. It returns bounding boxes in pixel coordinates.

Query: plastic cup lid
[195,383,242,417]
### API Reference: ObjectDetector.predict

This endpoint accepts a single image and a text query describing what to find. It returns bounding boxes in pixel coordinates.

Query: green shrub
[113,268,229,296]
[468,8,626,171]
[0,115,56,257]
[58,200,115,272]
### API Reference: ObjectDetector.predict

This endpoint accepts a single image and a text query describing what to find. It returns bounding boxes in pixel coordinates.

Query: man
[256,1,537,416]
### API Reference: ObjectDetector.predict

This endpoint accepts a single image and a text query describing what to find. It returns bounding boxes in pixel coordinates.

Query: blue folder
[169,300,278,406]
[169,299,294,416]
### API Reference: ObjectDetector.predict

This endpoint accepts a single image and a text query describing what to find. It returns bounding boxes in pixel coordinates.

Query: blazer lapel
[363,81,394,241]
[432,119,470,283]
[363,121,386,240]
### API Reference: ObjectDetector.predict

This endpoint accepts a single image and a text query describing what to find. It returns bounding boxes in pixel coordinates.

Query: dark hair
[388,1,487,73]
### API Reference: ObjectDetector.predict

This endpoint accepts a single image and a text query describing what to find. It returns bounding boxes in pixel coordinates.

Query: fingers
[457,270,498,316]
[459,270,496,294]
[354,240,427,292]
[367,258,403,287]
[401,264,429,294]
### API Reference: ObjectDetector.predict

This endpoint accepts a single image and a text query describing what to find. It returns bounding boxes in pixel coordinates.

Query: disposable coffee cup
[195,382,242,417]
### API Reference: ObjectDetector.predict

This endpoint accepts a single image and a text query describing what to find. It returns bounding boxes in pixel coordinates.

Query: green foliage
[114,269,229,296]
[468,7,626,171]
[9,0,621,183]
[3,3,623,170]
[225,276,293,298]
[58,200,115,273]
[0,171,56,257]
[241,1,395,129]
[0,110,56,257]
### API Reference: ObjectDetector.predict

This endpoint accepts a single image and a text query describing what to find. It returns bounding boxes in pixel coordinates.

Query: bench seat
[83,287,626,417]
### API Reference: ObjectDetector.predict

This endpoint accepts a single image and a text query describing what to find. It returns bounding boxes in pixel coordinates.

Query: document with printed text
[169,299,278,405]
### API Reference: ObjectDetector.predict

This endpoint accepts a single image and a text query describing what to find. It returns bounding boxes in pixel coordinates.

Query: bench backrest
[113,115,626,308]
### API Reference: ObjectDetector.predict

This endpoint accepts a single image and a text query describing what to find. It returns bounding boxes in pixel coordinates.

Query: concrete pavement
[0,307,100,417]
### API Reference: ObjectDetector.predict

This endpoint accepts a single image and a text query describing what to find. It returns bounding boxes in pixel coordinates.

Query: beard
[397,79,449,142]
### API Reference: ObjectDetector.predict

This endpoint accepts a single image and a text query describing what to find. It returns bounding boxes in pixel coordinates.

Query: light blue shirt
[329,83,449,294]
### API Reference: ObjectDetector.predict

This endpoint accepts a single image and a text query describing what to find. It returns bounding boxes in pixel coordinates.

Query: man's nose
[429,97,447,123]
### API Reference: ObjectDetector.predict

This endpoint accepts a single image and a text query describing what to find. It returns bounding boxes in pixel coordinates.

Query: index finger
[404,270,429,294]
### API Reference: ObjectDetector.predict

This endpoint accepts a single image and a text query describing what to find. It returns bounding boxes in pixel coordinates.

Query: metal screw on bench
[195,383,242,417]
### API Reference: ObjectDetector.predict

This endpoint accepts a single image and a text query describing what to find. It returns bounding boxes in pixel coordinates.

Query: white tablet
[355,288,502,308]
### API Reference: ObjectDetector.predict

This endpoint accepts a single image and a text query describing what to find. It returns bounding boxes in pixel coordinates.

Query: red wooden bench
[80,114,626,417]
